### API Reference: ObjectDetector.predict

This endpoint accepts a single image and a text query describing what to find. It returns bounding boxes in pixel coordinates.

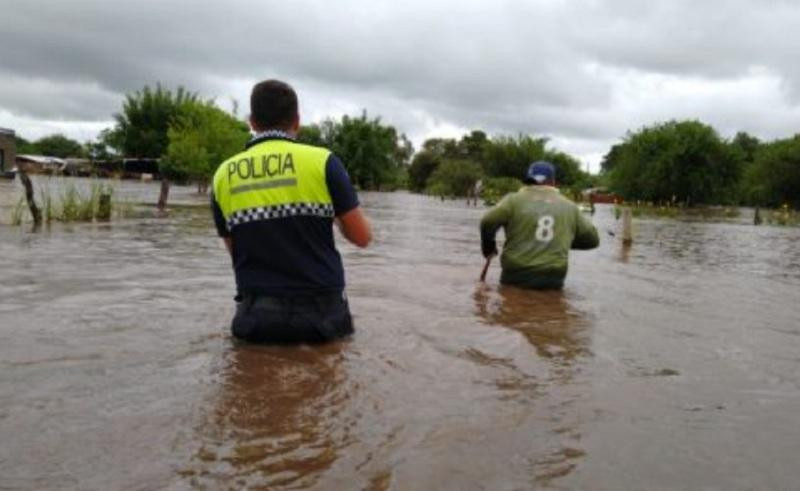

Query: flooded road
[1,178,800,489]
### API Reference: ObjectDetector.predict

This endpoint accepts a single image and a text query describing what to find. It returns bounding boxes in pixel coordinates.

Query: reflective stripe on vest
[213,140,333,229]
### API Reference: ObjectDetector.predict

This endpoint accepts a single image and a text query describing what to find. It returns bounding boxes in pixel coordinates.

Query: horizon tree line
[11,83,800,209]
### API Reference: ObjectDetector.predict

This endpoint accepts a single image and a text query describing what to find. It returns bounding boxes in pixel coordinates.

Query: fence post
[622,207,633,245]
[18,169,42,226]
[97,193,112,220]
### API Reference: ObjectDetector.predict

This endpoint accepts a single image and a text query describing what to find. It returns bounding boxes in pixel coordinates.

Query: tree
[421,137,459,158]
[15,135,39,154]
[408,150,442,192]
[729,131,761,164]
[545,150,586,188]
[161,100,250,191]
[600,143,624,174]
[608,120,741,204]
[297,113,412,190]
[482,134,548,179]
[426,159,483,197]
[84,129,118,161]
[107,84,199,158]
[457,130,489,162]
[33,134,85,158]
[407,136,462,192]
[296,125,325,146]
[745,135,800,207]
[322,111,410,189]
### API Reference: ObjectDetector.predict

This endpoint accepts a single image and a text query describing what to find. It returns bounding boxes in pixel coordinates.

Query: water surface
[1,178,799,489]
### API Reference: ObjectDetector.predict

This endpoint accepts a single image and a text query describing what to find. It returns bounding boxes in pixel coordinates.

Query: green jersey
[480,185,599,288]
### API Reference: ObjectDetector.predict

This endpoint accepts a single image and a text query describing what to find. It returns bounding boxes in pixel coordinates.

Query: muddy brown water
[1,177,800,490]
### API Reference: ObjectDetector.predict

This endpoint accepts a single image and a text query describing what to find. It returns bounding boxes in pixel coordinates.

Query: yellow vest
[212,139,334,229]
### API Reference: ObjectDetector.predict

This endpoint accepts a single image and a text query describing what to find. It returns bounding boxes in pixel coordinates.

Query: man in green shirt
[480,161,599,289]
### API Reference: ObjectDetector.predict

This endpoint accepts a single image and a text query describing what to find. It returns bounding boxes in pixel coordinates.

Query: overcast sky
[2,0,800,171]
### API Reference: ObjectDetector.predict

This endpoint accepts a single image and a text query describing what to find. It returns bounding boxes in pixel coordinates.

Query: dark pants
[500,273,565,290]
[231,291,354,344]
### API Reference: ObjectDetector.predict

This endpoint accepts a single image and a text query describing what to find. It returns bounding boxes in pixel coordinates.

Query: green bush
[480,177,522,205]
[425,159,482,198]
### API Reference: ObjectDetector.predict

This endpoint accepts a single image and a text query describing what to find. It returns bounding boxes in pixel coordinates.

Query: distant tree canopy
[408,150,442,192]
[107,84,200,158]
[297,111,413,190]
[606,120,741,205]
[426,159,483,197]
[729,131,761,164]
[482,134,548,179]
[14,134,85,158]
[745,135,800,208]
[408,131,591,199]
[85,85,800,210]
[15,136,39,155]
[161,100,250,184]
[35,134,86,158]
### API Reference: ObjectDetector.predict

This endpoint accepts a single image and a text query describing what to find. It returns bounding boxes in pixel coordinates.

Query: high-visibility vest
[212,138,334,230]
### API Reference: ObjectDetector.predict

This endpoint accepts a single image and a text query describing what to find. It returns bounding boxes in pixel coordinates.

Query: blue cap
[525,161,555,184]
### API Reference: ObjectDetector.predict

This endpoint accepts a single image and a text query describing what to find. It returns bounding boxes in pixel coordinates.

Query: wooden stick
[622,207,633,245]
[479,256,492,282]
[18,169,42,226]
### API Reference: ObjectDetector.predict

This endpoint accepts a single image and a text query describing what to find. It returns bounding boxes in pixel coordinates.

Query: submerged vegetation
[614,202,740,220]
[13,82,800,218]
[480,177,523,205]
[10,181,127,225]
[610,201,800,226]
[763,204,800,226]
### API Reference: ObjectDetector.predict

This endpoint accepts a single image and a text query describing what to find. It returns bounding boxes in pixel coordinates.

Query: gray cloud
[2,0,800,168]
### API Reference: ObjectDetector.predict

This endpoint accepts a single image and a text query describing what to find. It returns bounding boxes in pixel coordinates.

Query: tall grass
[10,181,127,225]
[765,204,799,226]
[614,202,739,220]
[10,197,26,226]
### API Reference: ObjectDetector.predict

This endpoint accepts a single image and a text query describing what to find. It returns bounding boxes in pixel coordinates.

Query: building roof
[17,154,68,166]
[0,127,15,136]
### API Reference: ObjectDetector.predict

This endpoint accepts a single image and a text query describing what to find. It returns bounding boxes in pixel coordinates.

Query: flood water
[1,177,800,490]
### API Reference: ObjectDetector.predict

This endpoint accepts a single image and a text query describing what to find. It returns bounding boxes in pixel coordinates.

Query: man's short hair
[250,79,298,130]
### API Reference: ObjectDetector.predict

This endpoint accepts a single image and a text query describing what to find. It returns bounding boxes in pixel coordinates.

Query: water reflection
[187,341,352,488]
[472,285,591,485]
[619,242,632,263]
[473,285,590,368]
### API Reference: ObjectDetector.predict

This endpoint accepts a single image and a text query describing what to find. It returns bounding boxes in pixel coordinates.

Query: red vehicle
[584,188,621,204]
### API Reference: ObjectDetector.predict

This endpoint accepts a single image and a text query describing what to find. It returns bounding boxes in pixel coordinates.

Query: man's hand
[482,241,498,259]
[336,207,372,248]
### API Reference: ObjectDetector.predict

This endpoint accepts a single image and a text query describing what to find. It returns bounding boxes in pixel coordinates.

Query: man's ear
[290,113,300,133]
[248,114,260,132]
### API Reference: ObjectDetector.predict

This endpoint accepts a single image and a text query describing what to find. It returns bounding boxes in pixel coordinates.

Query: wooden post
[621,207,633,245]
[18,169,42,226]
[97,193,112,221]
[157,179,170,210]
[754,207,762,225]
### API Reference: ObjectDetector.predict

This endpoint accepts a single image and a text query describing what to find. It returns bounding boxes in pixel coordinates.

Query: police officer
[480,161,598,289]
[211,79,371,343]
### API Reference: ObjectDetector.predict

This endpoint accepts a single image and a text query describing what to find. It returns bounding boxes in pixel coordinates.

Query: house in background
[16,154,68,174]
[0,127,16,175]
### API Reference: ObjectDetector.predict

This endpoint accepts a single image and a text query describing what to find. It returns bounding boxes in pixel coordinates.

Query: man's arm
[222,237,233,255]
[336,207,371,248]
[326,154,371,248]
[480,196,512,257]
[571,208,599,250]
[210,191,233,255]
